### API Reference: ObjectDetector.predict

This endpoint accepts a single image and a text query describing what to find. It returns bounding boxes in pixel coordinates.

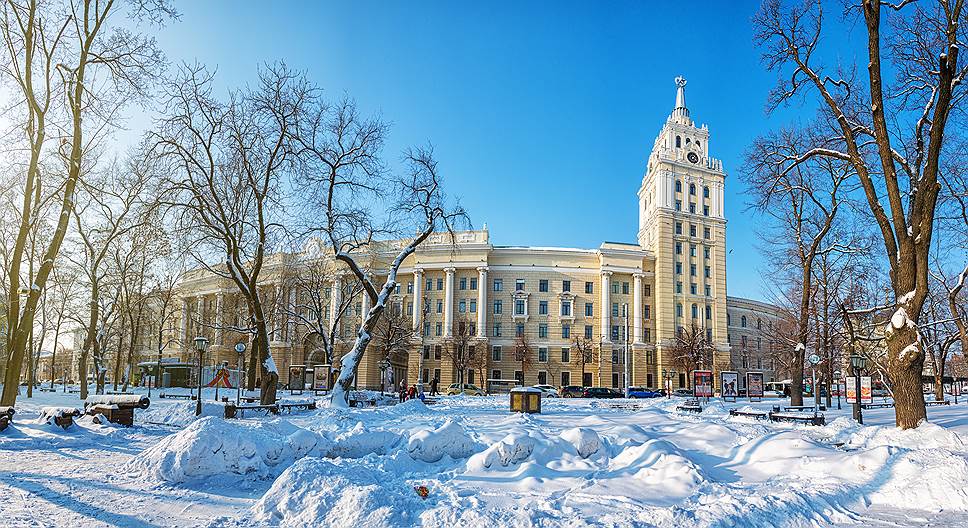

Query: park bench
[39,407,81,429]
[676,399,703,413]
[925,400,951,406]
[277,401,316,414]
[0,406,15,431]
[422,397,439,405]
[862,402,895,409]
[84,395,150,426]
[729,409,768,421]
[39,387,56,393]
[240,396,261,404]
[784,405,826,412]
[349,397,378,407]
[223,402,279,419]
[768,411,826,426]
[107,391,132,395]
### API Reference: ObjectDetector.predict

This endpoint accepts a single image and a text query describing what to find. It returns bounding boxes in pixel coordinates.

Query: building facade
[162,78,782,392]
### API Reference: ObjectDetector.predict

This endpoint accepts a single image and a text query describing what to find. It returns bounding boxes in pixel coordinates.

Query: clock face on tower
[687,151,699,164]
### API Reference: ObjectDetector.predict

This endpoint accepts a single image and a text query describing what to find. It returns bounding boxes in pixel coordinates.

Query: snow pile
[559,427,601,458]
[37,407,80,426]
[250,458,426,527]
[475,432,536,468]
[327,422,402,459]
[134,417,326,483]
[407,420,479,462]
[138,400,224,426]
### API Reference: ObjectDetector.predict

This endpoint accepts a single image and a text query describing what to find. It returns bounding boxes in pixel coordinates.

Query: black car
[581,387,623,399]
[560,385,586,398]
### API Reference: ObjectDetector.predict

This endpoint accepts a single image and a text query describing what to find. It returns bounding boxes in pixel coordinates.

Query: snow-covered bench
[925,400,951,406]
[159,392,193,400]
[39,407,81,429]
[729,409,768,420]
[84,395,150,426]
[862,402,894,409]
[0,406,15,431]
[277,401,316,414]
[224,402,278,419]
[768,411,825,426]
[676,399,703,413]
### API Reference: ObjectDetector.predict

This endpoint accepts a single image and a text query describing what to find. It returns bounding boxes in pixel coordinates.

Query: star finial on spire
[672,75,689,120]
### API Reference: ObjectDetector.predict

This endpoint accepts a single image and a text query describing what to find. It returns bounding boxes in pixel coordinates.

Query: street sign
[808,354,821,365]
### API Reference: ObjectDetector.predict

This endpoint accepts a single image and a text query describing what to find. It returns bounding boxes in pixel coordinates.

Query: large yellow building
[164,78,781,392]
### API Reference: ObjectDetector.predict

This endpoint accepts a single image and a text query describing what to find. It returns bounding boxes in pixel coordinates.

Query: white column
[444,267,456,337]
[196,296,205,337]
[329,276,342,327]
[215,293,225,344]
[633,273,644,344]
[413,269,424,333]
[476,266,488,336]
[180,299,190,342]
[600,271,612,342]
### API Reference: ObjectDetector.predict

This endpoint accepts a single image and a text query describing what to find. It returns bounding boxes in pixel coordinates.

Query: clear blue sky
[147,1,834,302]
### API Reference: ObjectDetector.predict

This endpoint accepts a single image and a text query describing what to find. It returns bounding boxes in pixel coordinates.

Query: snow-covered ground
[3,386,968,527]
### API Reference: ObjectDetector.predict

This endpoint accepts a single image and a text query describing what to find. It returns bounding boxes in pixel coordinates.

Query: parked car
[672,388,694,397]
[445,383,485,396]
[532,385,560,397]
[560,385,586,398]
[627,386,663,399]
[581,387,623,399]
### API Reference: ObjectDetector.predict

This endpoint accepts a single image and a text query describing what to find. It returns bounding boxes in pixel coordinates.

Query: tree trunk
[887,324,927,428]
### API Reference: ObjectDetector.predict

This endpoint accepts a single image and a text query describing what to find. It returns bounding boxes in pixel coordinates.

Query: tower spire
[672,76,690,121]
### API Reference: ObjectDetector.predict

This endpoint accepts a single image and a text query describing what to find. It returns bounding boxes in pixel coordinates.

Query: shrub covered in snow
[559,427,601,458]
[134,417,328,483]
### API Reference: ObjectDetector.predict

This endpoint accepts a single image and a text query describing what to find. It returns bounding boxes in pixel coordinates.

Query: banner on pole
[846,376,873,404]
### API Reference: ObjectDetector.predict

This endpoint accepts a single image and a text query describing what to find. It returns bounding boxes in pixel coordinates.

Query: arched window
[703,186,710,199]
[686,138,691,145]
[741,315,747,328]
[757,318,762,330]
[675,135,681,148]
[689,183,696,195]
[696,140,701,149]
[675,180,682,193]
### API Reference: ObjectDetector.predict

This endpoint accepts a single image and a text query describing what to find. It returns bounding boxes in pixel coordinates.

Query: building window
[644,328,651,341]
[689,183,696,195]
[676,242,682,255]
[539,301,548,315]
[611,325,620,340]
[690,264,696,276]
[437,278,444,290]
[691,304,698,319]
[493,323,502,337]
[704,227,711,239]
[706,305,712,320]
[612,350,620,364]
[675,178,682,191]
[689,203,696,214]
[562,325,570,338]
[675,222,683,235]
[690,224,697,237]
[539,279,549,292]
[470,278,477,290]
[585,281,593,294]
[705,285,711,297]
[757,358,763,370]
[561,301,572,317]
[741,315,747,328]
[742,335,748,348]
[676,281,682,294]
[423,321,430,337]
[675,262,682,275]
[704,247,710,259]
[757,318,763,330]
[470,323,477,336]
[585,303,593,317]
[612,282,620,294]
[703,186,710,198]
[515,279,525,291]
[494,300,502,314]
[436,299,443,313]
[675,200,682,211]
[742,355,749,369]
[622,282,629,294]
[676,304,683,318]
[458,300,466,313]
[434,345,442,360]
[426,279,432,291]
[423,345,431,360]
[435,322,442,336]
[492,369,502,380]
[690,283,697,295]
[561,371,571,386]
[757,337,762,350]
[690,244,697,257]
[459,277,467,290]
[644,305,651,319]
[537,371,547,385]
[561,347,570,363]
[515,299,526,315]
[645,285,651,296]
[470,300,477,313]
[493,278,503,291]
[516,323,525,337]
[492,346,502,361]
[562,280,571,292]
[705,266,711,278]
[703,205,709,216]
[585,325,593,339]
[407,282,413,294]
[612,303,619,317]
[538,347,548,362]
[538,324,548,338]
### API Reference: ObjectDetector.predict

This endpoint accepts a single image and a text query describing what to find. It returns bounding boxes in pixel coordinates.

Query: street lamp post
[850,353,866,425]
[235,342,246,405]
[662,369,677,399]
[194,336,209,416]
[378,358,391,394]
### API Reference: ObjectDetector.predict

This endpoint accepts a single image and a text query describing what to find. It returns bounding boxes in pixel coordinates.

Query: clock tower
[637,77,730,380]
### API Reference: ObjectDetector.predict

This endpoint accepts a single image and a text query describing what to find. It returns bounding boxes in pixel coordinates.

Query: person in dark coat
[430,377,439,396]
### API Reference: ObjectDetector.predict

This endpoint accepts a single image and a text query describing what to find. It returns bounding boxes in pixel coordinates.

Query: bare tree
[0,0,173,406]
[753,0,966,428]
[152,63,306,406]
[512,333,535,384]
[570,333,598,387]
[373,304,411,390]
[468,339,489,389]
[669,322,714,387]
[443,315,474,384]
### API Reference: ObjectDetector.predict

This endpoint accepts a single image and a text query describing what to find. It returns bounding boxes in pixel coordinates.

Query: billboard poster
[846,376,873,404]
[747,372,764,401]
[313,367,329,391]
[288,365,305,394]
[721,371,739,401]
[693,370,713,398]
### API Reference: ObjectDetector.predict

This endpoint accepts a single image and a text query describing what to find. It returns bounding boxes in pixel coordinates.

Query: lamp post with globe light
[235,342,246,404]
[194,336,209,416]
[850,353,867,424]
